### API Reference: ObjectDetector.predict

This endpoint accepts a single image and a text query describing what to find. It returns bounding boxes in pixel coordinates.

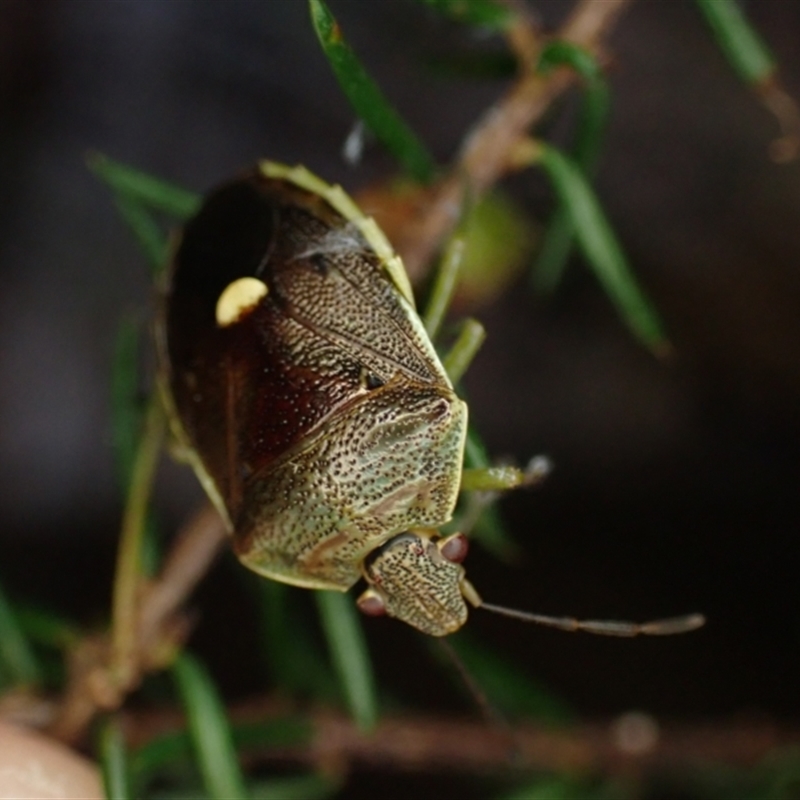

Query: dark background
[1,0,799,783]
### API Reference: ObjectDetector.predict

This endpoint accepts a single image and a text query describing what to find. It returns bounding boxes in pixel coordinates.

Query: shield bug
[159,161,704,638]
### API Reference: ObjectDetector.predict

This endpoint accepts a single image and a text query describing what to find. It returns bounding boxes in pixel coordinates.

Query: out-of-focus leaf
[131,729,193,787]
[111,317,160,576]
[454,190,535,309]
[424,234,464,340]
[112,194,169,275]
[257,581,338,699]
[442,318,486,384]
[695,0,775,84]
[457,427,518,561]
[88,153,200,220]
[308,0,437,183]
[415,0,513,29]
[99,717,132,800]
[533,42,610,293]
[535,143,670,355]
[14,604,79,649]
[315,591,378,731]
[0,580,41,687]
[499,776,618,800]
[89,153,199,275]
[694,0,799,162]
[132,717,311,790]
[172,653,250,800]
[442,631,573,723]
[250,774,339,800]
[425,51,517,81]
[111,316,144,488]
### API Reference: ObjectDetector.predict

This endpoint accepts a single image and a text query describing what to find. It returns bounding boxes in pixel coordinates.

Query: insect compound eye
[438,532,469,564]
[356,588,387,617]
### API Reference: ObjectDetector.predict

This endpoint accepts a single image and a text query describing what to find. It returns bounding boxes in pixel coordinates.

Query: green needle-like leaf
[257,581,338,699]
[695,0,775,84]
[99,717,132,800]
[110,318,160,577]
[0,580,42,687]
[534,42,610,293]
[309,0,437,183]
[249,774,338,800]
[112,194,169,276]
[111,316,143,488]
[415,0,513,29]
[172,653,250,800]
[88,153,201,220]
[535,143,670,355]
[442,318,486,384]
[455,426,519,561]
[13,604,79,650]
[315,591,378,731]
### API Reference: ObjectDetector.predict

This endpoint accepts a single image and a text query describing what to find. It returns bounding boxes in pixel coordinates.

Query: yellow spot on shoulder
[216,277,268,327]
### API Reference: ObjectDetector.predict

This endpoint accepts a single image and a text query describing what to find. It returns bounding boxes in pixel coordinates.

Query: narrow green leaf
[441,317,486,384]
[535,143,670,355]
[250,774,338,800]
[695,0,775,84]
[111,317,143,488]
[88,153,201,220]
[315,591,378,731]
[456,427,519,561]
[533,42,610,293]
[0,580,42,687]
[308,0,437,183]
[444,631,573,723]
[110,318,160,577]
[423,234,464,340]
[257,581,338,699]
[112,194,169,276]
[13,604,79,649]
[500,776,589,800]
[172,653,250,800]
[111,398,165,674]
[130,729,192,788]
[415,0,513,29]
[232,717,312,752]
[460,465,528,492]
[131,717,311,789]
[425,51,517,81]
[99,717,132,800]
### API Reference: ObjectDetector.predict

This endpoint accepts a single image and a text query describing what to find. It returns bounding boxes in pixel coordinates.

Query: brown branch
[109,699,800,780]
[306,712,795,777]
[394,0,634,279]
[47,504,227,743]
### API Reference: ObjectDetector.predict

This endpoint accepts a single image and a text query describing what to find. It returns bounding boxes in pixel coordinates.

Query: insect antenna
[436,636,509,729]
[477,603,706,637]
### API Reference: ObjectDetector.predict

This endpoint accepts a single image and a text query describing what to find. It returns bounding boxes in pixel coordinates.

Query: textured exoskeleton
[160,162,471,635]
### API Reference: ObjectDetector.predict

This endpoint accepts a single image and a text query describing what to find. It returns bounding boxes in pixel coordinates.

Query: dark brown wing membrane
[165,172,444,517]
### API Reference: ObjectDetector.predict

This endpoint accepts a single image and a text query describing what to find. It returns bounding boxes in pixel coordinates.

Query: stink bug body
[160,161,704,639]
